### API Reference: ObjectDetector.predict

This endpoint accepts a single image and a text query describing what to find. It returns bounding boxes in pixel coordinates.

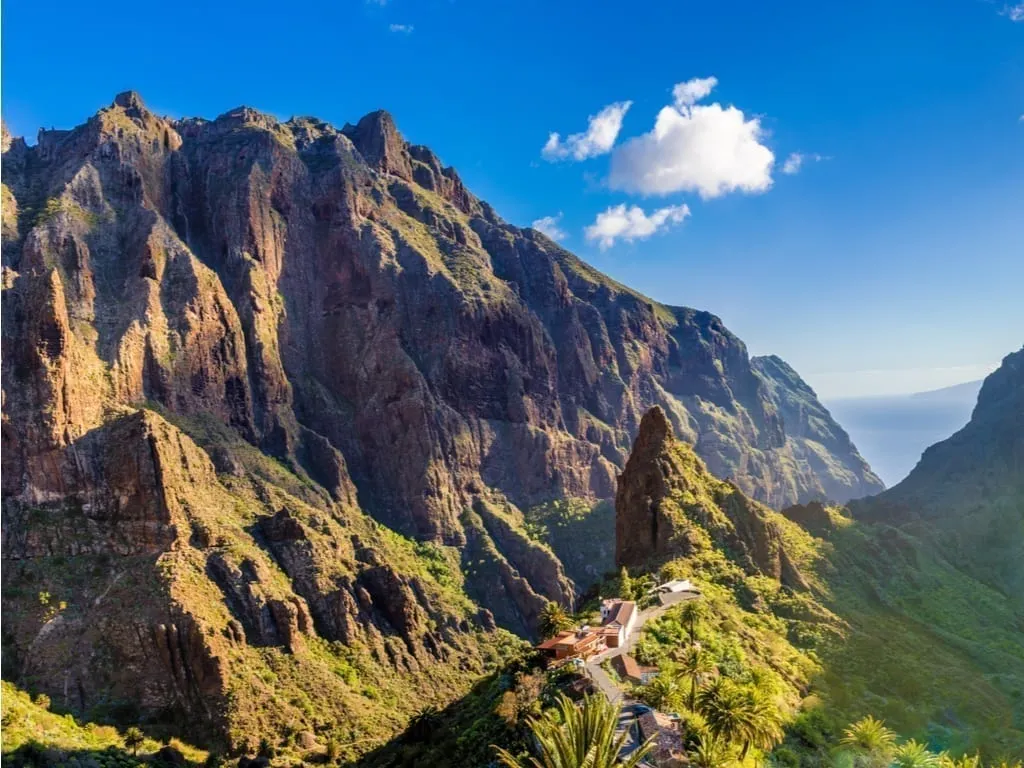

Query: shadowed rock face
[1,94,874,743]
[615,406,808,591]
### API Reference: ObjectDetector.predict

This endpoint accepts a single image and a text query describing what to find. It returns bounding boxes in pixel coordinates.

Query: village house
[612,654,659,685]
[599,599,637,647]
[535,627,605,660]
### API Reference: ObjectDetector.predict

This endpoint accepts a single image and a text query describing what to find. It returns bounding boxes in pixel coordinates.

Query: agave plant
[494,693,653,768]
[938,754,981,768]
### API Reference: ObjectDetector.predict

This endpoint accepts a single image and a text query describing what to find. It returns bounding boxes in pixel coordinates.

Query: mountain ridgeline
[2,93,881,753]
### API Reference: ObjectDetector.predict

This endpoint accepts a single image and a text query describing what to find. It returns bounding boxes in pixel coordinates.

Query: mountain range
[2,92,1018,762]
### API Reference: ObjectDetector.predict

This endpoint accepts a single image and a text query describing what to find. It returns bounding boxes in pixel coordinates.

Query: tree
[406,706,439,743]
[641,674,682,712]
[696,679,782,760]
[736,689,783,760]
[123,727,145,757]
[538,602,574,639]
[893,741,942,768]
[840,716,898,768]
[679,601,705,644]
[493,694,652,768]
[619,567,634,601]
[939,754,980,768]
[687,732,737,768]
[673,644,715,711]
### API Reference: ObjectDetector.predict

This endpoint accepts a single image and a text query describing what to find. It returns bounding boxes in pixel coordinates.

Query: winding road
[584,592,700,704]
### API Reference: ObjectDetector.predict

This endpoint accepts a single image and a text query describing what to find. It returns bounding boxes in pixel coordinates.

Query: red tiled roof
[536,631,574,650]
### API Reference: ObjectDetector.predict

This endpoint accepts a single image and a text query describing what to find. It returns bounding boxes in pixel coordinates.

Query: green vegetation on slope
[0,681,206,766]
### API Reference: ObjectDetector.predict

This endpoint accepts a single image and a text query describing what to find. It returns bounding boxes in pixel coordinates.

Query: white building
[599,599,637,647]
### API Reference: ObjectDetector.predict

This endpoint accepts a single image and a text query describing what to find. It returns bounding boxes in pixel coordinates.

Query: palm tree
[893,740,942,768]
[538,602,574,639]
[737,689,783,760]
[123,726,145,757]
[687,732,737,768]
[673,643,716,710]
[679,601,705,644]
[641,674,682,712]
[696,679,782,760]
[939,754,981,768]
[840,716,898,768]
[494,694,652,768]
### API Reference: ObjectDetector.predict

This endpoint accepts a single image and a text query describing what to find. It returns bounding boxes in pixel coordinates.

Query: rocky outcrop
[616,407,809,591]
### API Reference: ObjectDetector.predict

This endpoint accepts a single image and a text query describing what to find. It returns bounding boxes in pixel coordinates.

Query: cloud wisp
[542,101,632,161]
[389,23,414,33]
[781,151,829,175]
[584,203,690,250]
[1001,3,1024,21]
[608,76,774,199]
[532,213,567,242]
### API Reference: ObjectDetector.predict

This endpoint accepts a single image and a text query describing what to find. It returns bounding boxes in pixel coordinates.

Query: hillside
[1,93,879,755]
[607,392,1024,758]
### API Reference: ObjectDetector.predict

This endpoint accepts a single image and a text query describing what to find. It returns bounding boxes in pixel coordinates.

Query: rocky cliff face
[2,93,878,749]
[615,406,808,590]
[752,355,884,503]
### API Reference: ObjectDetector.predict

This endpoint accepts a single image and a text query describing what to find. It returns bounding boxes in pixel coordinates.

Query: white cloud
[542,101,632,161]
[1002,3,1024,21]
[608,77,774,199]
[532,213,567,241]
[781,151,828,175]
[389,23,414,33]
[584,203,690,250]
[672,76,718,107]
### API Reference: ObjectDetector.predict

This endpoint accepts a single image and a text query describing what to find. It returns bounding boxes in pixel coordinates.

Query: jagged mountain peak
[616,406,809,589]
[112,89,146,112]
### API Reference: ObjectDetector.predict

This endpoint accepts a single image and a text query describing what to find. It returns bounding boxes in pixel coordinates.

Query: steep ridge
[614,394,1024,756]
[2,94,880,752]
[615,406,809,591]
[853,346,1023,595]
[753,355,883,503]
[791,349,1024,755]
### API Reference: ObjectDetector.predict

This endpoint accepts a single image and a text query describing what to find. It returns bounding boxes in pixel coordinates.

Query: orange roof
[536,631,574,650]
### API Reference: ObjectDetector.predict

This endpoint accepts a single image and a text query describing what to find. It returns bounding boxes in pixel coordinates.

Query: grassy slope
[532,438,1024,760]
[808,511,1024,758]
[0,681,206,765]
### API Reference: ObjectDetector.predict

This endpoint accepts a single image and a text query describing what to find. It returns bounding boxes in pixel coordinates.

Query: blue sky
[3,0,1022,398]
